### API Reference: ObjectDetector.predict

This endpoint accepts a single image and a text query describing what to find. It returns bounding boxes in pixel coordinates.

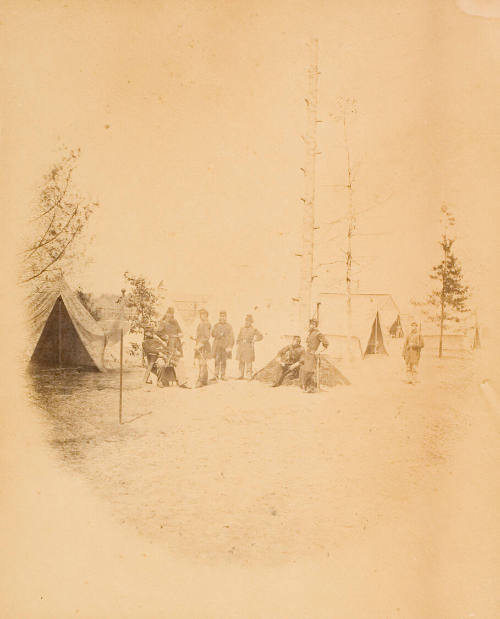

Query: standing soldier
[194,308,211,388]
[402,322,424,383]
[236,314,263,379]
[211,311,234,380]
[300,318,329,393]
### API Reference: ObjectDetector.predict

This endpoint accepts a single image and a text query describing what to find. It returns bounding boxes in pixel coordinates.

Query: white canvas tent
[317,293,400,358]
[27,277,106,371]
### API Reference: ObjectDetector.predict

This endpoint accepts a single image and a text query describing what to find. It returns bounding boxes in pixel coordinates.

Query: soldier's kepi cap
[167,306,175,313]
[245,314,253,321]
[199,308,208,315]
[219,310,227,315]
[411,321,418,326]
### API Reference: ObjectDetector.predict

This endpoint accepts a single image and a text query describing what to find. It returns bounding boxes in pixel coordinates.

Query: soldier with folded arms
[236,314,263,379]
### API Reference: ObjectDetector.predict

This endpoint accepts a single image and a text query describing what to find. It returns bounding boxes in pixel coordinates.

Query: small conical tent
[364,312,387,355]
[27,277,106,371]
[317,293,396,358]
[389,314,404,337]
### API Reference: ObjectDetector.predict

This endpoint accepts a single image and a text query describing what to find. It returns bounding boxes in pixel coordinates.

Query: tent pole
[58,297,62,368]
[119,327,123,424]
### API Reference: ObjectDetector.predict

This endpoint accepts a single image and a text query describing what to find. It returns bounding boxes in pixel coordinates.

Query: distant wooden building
[94,293,134,321]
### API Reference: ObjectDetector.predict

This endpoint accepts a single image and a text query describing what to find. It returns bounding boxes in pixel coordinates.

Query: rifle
[315,347,325,392]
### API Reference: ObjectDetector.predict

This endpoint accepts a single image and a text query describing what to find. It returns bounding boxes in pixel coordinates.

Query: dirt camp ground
[27,344,500,584]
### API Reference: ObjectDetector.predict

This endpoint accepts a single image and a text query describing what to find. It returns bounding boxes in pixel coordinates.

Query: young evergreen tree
[426,205,470,357]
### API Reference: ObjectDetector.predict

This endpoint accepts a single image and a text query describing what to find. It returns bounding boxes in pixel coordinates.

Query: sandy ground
[2,347,500,617]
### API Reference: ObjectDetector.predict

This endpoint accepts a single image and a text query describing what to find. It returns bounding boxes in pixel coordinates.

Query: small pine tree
[425,205,470,357]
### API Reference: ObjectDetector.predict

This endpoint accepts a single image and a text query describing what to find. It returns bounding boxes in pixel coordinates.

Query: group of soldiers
[142,307,425,391]
[142,307,330,392]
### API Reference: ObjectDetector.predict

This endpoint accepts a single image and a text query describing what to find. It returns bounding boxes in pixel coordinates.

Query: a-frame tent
[317,293,397,358]
[472,325,481,350]
[389,314,404,338]
[27,277,106,371]
[364,311,388,355]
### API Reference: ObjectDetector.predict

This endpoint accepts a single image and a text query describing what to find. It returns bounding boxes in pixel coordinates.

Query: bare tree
[329,97,357,359]
[298,38,320,331]
[20,147,98,287]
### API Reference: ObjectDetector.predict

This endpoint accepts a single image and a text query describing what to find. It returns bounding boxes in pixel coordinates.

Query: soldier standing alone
[211,311,234,380]
[236,314,263,379]
[402,322,424,383]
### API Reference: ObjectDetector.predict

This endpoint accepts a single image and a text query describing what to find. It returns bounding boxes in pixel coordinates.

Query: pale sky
[2,0,499,320]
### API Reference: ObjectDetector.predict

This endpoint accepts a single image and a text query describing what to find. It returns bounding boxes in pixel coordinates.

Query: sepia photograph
[1,1,500,617]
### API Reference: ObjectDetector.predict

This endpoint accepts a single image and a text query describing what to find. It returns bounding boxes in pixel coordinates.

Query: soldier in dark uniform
[236,314,263,379]
[194,308,211,388]
[211,311,234,380]
[402,322,424,383]
[156,307,182,349]
[300,318,329,393]
[272,335,305,387]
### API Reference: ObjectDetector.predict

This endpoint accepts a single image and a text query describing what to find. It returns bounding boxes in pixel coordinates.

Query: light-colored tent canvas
[27,277,106,371]
[317,293,399,358]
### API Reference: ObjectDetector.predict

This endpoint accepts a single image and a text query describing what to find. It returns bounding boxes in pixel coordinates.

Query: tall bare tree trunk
[343,109,355,361]
[299,38,319,332]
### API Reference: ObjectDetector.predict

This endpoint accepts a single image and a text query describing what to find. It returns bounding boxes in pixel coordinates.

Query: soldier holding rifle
[402,322,424,383]
[300,318,329,393]
[193,308,212,388]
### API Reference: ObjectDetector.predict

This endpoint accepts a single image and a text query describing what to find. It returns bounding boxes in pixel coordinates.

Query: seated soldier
[272,335,305,387]
[155,309,190,389]
[142,327,168,385]
[142,328,180,388]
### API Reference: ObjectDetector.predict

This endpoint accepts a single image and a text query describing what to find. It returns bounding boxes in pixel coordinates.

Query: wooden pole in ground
[118,288,126,424]
[58,297,62,368]
[119,327,123,424]
[315,301,321,391]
